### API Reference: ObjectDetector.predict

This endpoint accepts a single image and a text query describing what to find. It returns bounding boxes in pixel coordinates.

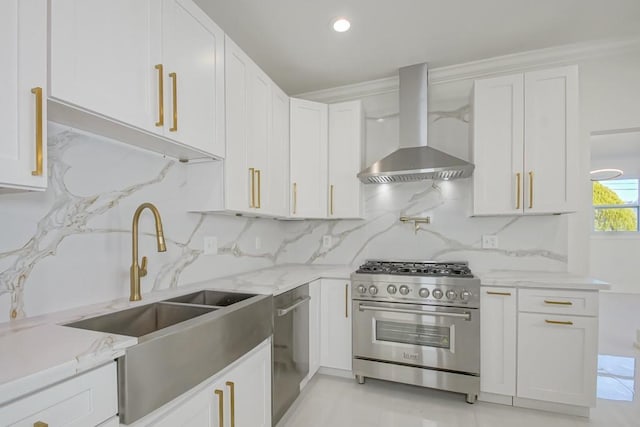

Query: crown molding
[295,37,640,103]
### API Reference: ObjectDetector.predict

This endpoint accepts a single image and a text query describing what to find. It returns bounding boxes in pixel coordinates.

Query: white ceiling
[195,0,640,94]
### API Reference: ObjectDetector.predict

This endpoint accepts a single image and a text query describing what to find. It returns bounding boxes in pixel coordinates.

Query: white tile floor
[279,293,640,427]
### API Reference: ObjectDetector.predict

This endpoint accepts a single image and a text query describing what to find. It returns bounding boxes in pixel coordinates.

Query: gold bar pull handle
[528,171,534,209]
[169,72,178,132]
[345,283,349,318]
[226,381,235,427]
[545,319,574,326]
[154,64,164,126]
[256,169,261,208]
[31,87,43,176]
[330,185,334,216]
[214,389,224,427]
[293,182,297,215]
[34,422,48,427]
[544,300,573,306]
[515,173,521,210]
[486,291,512,296]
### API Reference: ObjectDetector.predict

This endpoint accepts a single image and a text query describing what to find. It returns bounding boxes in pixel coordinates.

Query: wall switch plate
[255,236,261,250]
[203,236,217,255]
[322,235,332,249]
[481,235,499,249]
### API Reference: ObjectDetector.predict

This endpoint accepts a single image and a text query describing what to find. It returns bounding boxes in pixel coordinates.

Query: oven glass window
[376,320,450,349]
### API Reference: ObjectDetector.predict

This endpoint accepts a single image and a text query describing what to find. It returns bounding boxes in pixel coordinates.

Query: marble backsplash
[0,84,567,321]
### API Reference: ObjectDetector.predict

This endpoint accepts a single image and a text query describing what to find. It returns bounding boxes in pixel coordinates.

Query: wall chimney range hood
[358,63,474,184]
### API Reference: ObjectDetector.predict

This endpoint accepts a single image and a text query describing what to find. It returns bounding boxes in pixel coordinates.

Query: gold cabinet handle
[330,185,335,216]
[544,300,573,306]
[169,72,178,132]
[256,169,261,209]
[528,171,534,209]
[154,64,164,126]
[31,87,43,176]
[249,168,255,208]
[515,173,521,210]
[34,423,48,427]
[545,319,573,326]
[214,389,224,427]
[345,283,349,318]
[293,182,297,215]
[226,381,235,427]
[486,291,512,296]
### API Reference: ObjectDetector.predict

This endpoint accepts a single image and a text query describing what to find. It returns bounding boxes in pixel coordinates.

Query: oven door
[352,300,479,374]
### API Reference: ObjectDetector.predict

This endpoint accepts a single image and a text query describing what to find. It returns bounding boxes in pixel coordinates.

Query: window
[593,179,639,232]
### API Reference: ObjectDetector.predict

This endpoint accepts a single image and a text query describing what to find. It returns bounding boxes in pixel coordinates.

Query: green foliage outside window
[593,181,637,231]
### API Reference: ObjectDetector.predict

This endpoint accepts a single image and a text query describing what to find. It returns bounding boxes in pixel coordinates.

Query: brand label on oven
[403,352,419,361]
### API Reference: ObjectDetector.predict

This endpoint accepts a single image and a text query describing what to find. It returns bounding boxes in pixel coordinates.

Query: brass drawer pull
[226,381,235,427]
[215,389,224,426]
[528,171,534,209]
[154,64,164,126]
[34,423,48,427]
[169,72,178,132]
[486,291,512,296]
[31,87,43,176]
[544,300,573,306]
[545,319,573,326]
[516,172,521,209]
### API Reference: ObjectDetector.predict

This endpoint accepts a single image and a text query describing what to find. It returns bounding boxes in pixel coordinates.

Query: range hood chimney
[358,63,474,184]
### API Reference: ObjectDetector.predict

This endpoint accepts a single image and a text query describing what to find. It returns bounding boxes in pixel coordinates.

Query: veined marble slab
[479,270,610,291]
[0,264,352,405]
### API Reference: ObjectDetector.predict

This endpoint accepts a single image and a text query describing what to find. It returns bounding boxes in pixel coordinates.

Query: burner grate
[356,260,473,278]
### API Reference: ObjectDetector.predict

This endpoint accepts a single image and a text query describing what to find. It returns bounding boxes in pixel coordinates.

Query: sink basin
[166,290,256,307]
[67,302,215,337]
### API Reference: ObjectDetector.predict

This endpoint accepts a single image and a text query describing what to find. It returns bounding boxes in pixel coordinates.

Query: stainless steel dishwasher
[273,284,310,424]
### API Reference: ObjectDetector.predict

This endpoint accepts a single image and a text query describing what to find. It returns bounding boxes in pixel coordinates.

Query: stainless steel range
[351,260,480,403]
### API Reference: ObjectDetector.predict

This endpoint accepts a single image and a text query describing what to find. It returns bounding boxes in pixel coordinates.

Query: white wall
[590,236,640,293]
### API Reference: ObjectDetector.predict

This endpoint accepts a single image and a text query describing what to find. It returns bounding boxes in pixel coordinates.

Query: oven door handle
[277,296,311,317]
[358,304,471,321]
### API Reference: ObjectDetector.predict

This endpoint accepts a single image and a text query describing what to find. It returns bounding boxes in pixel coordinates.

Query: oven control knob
[387,284,397,294]
[432,289,443,299]
[399,285,410,295]
[460,290,471,301]
[357,285,367,294]
[368,285,378,295]
[418,288,430,298]
[446,290,457,300]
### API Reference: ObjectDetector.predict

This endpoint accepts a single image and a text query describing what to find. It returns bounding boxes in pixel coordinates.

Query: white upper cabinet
[290,98,328,218]
[266,85,291,217]
[328,101,363,219]
[472,65,578,216]
[161,0,225,158]
[49,0,225,159]
[0,0,47,192]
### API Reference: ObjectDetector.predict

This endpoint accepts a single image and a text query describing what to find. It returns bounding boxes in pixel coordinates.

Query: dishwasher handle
[276,296,311,317]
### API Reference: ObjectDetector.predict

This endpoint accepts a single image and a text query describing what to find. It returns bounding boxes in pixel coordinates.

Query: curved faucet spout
[130,203,166,301]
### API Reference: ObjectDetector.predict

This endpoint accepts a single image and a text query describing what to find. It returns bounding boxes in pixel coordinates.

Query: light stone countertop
[0,264,352,405]
[478,270,611,291]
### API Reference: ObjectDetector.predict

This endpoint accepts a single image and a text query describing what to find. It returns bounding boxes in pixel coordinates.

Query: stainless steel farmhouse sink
[66,291,273,424]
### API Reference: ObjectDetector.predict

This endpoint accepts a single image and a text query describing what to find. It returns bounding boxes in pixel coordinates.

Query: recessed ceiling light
[333,18,351,33]
[590,168,624,181]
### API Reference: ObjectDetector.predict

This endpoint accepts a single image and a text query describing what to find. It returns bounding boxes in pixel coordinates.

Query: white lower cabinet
[517,312,598,407]
[308,280,322,380]
[143,339,271,427]
[480,287,516,397]
[320,279,352,371]
[0,362,117,427]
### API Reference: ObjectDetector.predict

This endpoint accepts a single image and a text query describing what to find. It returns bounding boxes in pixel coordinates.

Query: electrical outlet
[255,236,261,250]
[322,235,332,249]
[481,235,499,249]
[203,236,217,255]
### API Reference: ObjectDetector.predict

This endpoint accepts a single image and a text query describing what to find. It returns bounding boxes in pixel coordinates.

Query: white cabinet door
[524,66,578,214]
[50,0,159,133]
[265,84,290,217]
[290,98,328,218]
[481,287,517,396]
[308,280,322,379]
[0,0,47,191]
[328,101,363,218]
[517,312,597,407]
[472,74,524,216]
[224,340,272,427]
[162,0,225,157]
[320,279,352,371]
[151,383,219,427]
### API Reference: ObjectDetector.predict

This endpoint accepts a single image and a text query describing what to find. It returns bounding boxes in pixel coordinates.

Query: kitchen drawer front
[0,362,117,427]
[518,289,598,316]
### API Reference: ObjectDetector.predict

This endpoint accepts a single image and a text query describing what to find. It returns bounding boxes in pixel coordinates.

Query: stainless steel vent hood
[358,63,474,184]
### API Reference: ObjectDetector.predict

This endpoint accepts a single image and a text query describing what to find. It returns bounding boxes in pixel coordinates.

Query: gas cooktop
[355,260,473,278]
